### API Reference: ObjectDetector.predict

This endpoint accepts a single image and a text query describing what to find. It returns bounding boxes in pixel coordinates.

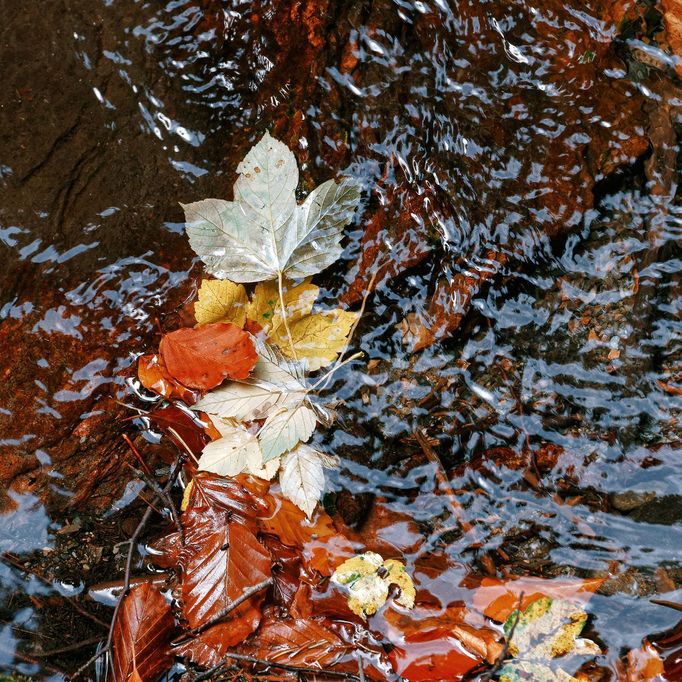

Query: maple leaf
[199,418,280,480]
[160,322,257,390]
[182,131,360,283]
[331,551,416,619]
[279,442,336,518]
[499,597,601,682]
[111,582,176,682]
[194,279,248,327]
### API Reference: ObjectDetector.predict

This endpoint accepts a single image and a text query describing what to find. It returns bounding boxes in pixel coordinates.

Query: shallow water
[0,0,680,678]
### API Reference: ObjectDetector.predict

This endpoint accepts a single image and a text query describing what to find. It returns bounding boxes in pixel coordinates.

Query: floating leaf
[193,341,308,422]
[194,279,248,327]
[499,597,601,682]
[247,279,318,330]
[183,131,360,283]
[199,418,279,480]
[331,552,416,619]
[137,354,198,404]
[160,322,257,390]
[111,582,175,682]
[279,442,332,518]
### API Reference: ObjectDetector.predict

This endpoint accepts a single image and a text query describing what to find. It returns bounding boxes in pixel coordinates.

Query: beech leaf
[183,131,360,283]
[160,322,257,390]
[111,582,175,682]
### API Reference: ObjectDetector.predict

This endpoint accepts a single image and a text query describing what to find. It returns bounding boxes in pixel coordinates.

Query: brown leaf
[159,322,257,390]
[178,474,272,630]
[111,582,175,682]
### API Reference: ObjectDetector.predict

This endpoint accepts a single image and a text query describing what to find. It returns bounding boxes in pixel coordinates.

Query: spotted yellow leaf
[331,552,415,619]
[247,279,318,330]
[194,279,248,327]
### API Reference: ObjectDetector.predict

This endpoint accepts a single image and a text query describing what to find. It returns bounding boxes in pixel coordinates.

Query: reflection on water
[0,0,680,676]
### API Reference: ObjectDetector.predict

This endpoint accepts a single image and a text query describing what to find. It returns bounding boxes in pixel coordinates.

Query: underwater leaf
[199,419,279,480]
[500,597,600,682]
[183,132,360,283]
[160,322,257,390]
[111,582,175,682]
[194,279,248,327]
[331,552,416,619]
[193,341,308,422]
[258,403,317,462]
[279,443,329,518]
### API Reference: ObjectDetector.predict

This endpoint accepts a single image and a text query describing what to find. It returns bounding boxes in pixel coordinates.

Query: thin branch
[311,351,364,390]
[650,598,682,612]
[192,652,360,682]
[32,636,104,657]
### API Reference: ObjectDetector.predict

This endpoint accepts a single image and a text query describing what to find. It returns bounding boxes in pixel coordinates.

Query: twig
[190,578,274,636]
[192,652,360,682]
[32,636,104,657]
[650,598,682,612]
[480,592,524,681]
[356,654,366,682]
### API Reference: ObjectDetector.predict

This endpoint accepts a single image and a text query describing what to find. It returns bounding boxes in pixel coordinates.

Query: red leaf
[160,322,257,390]
[178,475,272,630]
[138,354,199,404]
[146,405,215,461]
[471,575,605,622]
[111,582,176,682]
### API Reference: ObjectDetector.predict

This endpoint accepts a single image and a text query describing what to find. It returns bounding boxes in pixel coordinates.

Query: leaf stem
[311,351,364,390]
[277,271,299,361]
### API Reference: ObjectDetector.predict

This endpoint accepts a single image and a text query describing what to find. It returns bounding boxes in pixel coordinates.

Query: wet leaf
[199,418,279,480]
[499,597,600,682]
[178,475,272,629]
[160,322,257,390]
[259,403,317,462]
[111,582,175,682]
[247,279,318,330]
[194,279,248,327]
[183,131,360,282]
[137,354,198,404]
[331,551,415,619]
[279,442,331,518]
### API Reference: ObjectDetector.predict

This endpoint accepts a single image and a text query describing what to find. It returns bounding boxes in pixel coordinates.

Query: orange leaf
[160,322,257,390]
[111,582,175,682]
[137,354,198,404]
[472,575,605,622]
[626,640,665,681]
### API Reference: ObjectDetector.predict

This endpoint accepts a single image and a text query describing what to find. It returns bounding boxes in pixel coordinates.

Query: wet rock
[611,490,658,512]
[631,495,682,525]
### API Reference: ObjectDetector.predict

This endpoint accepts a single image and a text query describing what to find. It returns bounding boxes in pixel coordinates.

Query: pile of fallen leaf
[106,134,671,682]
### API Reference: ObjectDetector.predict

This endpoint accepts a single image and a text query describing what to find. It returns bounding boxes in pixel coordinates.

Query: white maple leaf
[182,131,360,283]
[199,419,279,480]
[279,443,336,518]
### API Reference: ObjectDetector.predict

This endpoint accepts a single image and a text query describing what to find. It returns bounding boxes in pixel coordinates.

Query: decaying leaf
[183,132,360,283]
[499,597,601,682]
[279,442,333,518]
[194,279,248,327]
[160,322,257,390]
[111,582,175,682]
[199,418,279,480]
[331,551,415,618]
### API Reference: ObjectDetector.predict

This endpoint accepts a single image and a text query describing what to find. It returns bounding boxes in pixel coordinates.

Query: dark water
[0,0,680,678]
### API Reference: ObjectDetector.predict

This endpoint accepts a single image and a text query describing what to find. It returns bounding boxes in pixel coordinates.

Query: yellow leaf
[194,279,248,327]
[246,279,318,331]
[272,308,358,371]
[384,559,416,609]
[180,480,194,512]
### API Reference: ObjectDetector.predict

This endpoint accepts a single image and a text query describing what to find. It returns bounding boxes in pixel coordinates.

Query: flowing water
[0,0,680,678]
